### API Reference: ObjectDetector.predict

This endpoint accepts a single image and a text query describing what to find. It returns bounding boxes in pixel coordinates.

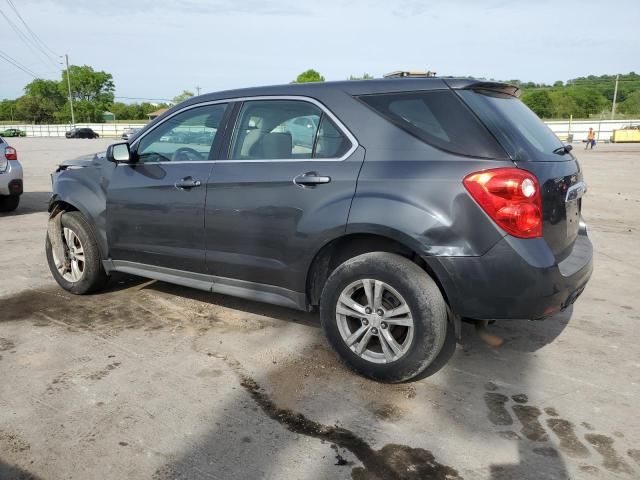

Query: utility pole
[611,74,619,120]
[64,54,75,126]
[195,86,201,96]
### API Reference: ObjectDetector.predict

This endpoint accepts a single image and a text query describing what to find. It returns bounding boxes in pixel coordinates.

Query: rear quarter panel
[341,95,509,258]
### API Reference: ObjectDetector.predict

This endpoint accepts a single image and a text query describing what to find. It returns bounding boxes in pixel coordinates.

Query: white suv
[0,136,23,212]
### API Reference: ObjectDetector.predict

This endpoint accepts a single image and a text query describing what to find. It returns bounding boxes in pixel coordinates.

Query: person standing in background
[585,128,596,149]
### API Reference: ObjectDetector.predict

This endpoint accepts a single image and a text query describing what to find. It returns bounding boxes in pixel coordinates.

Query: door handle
[175,176,202,189]
[293,172,331,187]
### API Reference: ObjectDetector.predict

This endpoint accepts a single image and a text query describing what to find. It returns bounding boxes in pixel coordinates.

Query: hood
[57,151,106,171]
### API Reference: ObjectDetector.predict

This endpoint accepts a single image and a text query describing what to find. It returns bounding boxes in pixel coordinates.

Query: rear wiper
[553,144,573,155]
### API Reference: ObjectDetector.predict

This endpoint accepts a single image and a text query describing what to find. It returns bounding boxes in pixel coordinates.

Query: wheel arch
[305,230,453,312]
[48,192,108,260]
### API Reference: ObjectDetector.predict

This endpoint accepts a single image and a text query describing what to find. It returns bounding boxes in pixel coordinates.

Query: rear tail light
[463,167,542,238]
[4,146,17,161]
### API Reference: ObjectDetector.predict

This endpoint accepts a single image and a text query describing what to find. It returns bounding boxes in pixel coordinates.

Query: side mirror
[564,144,573,152]
[106,142,132,163]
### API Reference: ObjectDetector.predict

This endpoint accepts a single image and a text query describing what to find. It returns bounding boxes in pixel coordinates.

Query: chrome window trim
[130,95,358,163]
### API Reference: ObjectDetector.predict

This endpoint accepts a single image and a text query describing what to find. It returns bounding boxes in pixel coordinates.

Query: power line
[0,48,39,78]
[0,6,59,73]
[0,48,40,77]
[5,0,59,59]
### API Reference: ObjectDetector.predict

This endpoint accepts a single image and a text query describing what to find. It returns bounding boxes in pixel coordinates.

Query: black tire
[320,252,448,383]
[45,211,109,294]
[0,194,19,212]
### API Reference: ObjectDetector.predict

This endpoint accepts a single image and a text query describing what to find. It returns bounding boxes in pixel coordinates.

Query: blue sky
[1,0,639,101]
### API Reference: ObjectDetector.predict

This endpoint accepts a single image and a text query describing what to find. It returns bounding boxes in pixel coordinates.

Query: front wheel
[46,211,108,294]
[320,252,448,383]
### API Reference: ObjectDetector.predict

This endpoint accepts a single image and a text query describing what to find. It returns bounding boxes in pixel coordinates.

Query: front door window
[136,104,227,162]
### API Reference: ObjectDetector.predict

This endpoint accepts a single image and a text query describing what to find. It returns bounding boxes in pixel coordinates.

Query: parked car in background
[0,136,23,212]
[121,128,141,141]
[46,76,592,382]
[65,128,99,139]
[0,128,26,137]
[284,115,318,149]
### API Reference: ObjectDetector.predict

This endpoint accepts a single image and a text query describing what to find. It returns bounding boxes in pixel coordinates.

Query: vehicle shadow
[146,280,321,329]
[0,458,44,480]
[0,191,51,216]
[143,278,579,479]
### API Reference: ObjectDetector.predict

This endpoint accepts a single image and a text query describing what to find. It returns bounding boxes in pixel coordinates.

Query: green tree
[567,87,608,117]
[0,99,18,121]
[16,95,59,123]
[59,65,115,122]
[348,73,374,80]
[521,90,553,118]
[141,102,168,115]
[173,90,194,104]
[618,90,640,115]
[25,79,65,105]
[549,90,579,118]
[11,79,67,123]
[292,69,325,83]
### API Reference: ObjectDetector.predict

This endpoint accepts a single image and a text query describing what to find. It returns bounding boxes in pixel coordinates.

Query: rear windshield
[358,90,508,159]
[457,89,565,160]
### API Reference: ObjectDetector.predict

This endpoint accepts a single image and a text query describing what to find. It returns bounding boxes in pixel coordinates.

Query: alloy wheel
[52,227,86,283]
[335,279,414,364]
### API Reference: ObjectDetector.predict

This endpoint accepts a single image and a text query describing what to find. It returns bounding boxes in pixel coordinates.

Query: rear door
[458,89,585,260]
[106,102,229,273]
[204,97,363,292]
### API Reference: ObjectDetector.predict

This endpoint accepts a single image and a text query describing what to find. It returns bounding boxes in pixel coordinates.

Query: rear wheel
[0,194,19,212]
[320,252,448,383]
[46,211,108,294]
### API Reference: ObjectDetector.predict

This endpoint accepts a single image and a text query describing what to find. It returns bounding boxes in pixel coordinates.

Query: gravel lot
[1,137,639,480]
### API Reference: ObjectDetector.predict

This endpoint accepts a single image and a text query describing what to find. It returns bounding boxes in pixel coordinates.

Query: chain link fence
[0,123,146,138]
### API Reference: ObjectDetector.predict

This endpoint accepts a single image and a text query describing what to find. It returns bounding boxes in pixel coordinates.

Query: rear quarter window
[457,89,566,161]
[358,90,507,159]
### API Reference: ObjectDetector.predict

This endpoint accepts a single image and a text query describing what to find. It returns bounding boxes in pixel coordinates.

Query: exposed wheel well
[306,233,449,309]
[48,200,78,214]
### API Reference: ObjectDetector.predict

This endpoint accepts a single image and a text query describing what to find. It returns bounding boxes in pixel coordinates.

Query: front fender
[49,164,111,259]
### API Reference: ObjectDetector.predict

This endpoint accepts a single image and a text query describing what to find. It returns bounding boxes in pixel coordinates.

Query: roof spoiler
[444,79,520,97]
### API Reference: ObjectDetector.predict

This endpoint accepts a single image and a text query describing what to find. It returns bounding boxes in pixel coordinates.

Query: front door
[204,98,363,293]
[107,102,228,273]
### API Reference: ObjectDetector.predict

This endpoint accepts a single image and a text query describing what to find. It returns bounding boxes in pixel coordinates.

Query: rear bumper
[430,226,593,320]
[0,161,23,196]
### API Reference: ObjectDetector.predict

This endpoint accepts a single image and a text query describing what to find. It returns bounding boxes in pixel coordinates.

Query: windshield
[458,89,565,161]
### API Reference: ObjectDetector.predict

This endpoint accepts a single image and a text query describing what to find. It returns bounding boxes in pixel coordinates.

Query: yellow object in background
[612,128,640,143]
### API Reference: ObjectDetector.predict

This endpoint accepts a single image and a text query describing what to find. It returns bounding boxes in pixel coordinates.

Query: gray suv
[46,78,592,382]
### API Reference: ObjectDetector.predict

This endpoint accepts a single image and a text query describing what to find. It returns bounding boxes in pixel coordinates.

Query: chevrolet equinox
[46,77,593,382]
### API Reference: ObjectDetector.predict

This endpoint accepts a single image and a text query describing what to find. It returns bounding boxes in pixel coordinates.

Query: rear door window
[358,90,507,159]
[229,100,352,160]
[315,115,351,158]
[230,100,320,160]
